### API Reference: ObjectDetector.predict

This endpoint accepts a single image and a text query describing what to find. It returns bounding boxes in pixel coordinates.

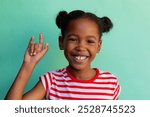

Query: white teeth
[75,56,86,60]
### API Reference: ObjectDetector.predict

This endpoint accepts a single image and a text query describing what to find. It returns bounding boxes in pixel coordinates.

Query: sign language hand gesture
[24,33,48,66]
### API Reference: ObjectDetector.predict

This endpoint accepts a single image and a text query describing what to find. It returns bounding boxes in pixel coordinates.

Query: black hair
[56,10,113,39]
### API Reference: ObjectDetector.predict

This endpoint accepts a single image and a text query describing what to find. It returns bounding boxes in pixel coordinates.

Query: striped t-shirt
[40,67,121,100]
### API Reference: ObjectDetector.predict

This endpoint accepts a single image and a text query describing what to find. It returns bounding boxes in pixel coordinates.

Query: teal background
[0,0,150,100]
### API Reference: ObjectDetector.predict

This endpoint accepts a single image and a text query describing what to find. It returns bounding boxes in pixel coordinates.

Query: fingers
[39,33,43,44]
[30,43,39,56]
[30,43,48,56]
[28,33,48,56]
[42,43,49,54]
[37,43,48,57]
[30,44,34,55]
[28,33,43,50]
[39,33,43,49]
[27,36,34,48]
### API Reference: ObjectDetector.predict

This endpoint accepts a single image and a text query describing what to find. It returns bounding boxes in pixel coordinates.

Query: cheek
[92,44,100,51]
[90,46,99,56]
[65,42,75,50]
[63,43,74,57]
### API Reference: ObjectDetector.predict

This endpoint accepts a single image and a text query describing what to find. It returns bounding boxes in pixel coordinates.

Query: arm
[5,33,48,100]
[23,80,46,100]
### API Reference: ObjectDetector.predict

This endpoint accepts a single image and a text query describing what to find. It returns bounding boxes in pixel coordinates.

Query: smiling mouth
[72,55,89,63]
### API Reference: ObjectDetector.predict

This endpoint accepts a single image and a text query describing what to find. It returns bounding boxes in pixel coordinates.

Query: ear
[58,36,64,50]
[97,39,102,53]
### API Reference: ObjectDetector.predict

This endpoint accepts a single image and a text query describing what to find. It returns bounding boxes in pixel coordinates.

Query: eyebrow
[87,36,97,40]
[67,34,78,38]
[67,34,97,40]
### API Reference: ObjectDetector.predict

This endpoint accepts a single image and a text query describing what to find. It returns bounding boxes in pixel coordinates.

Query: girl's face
[59,18,102,71]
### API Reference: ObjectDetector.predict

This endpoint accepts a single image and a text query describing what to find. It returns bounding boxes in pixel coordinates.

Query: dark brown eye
[87,39,95,43]
[68,38,77,42]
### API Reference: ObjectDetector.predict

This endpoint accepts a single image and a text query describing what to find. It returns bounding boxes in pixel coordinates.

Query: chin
[69,64,89,71]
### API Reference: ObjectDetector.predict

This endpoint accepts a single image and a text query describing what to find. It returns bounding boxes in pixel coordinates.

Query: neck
[67,66,96,80]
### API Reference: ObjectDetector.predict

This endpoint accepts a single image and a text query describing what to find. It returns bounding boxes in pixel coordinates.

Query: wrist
[22,61,36,70]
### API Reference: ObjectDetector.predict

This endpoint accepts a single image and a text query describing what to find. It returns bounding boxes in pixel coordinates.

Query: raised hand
[24,33,48,66]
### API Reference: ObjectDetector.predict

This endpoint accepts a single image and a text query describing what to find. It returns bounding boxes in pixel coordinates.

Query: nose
[75,40,86,51]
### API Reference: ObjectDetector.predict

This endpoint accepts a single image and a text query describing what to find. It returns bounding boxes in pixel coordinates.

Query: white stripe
[53,75,71,81]
[113,80,120,99]
[53,80,115,88]
[52,69,66,75]
[99,74,116,78]
[49,95,59,100]
[41,68,120,100]
[51,85,114,93]
[50,90,113,99]
[44,73,51,99]
[45,73,51,90]
[113,85,121,100]
[51,71,64,76]
[94,78,117,82]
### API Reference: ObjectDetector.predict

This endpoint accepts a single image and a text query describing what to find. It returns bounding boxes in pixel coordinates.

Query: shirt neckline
[66,67,99,83]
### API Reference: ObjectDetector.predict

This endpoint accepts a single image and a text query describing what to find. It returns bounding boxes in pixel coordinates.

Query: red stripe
[51,87,114,96]
[100,72,111,75]
[53,74,117,80]
[40,68,120,100]
[97,77,117,80]
[53,79,117,85]
[56,68,65,72]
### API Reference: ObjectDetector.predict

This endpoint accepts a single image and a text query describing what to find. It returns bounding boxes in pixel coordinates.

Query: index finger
[27,36,34,48]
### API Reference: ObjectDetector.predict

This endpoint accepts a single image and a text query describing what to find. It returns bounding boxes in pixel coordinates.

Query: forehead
[66,18,100,37]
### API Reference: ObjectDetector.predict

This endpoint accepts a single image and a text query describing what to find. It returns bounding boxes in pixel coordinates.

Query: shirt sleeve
[39,72,52,99]
[113,80,121,100]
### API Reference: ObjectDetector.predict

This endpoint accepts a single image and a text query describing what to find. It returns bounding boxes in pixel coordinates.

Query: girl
[5,10,121,100]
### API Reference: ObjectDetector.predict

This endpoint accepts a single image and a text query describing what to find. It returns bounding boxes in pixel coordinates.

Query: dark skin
[5,34,48,100]
[59,18,102,80]
[5,17,102,100]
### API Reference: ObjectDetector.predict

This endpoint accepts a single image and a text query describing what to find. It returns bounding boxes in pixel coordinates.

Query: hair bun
[56,11,68,29]
[101,17,113,32]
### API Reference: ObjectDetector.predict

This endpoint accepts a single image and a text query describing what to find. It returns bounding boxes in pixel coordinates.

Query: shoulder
[96,68,119,83]
[97,68,117,78]
[40,68,67,78]
[96,68,121,99]
[39,68,66,89]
